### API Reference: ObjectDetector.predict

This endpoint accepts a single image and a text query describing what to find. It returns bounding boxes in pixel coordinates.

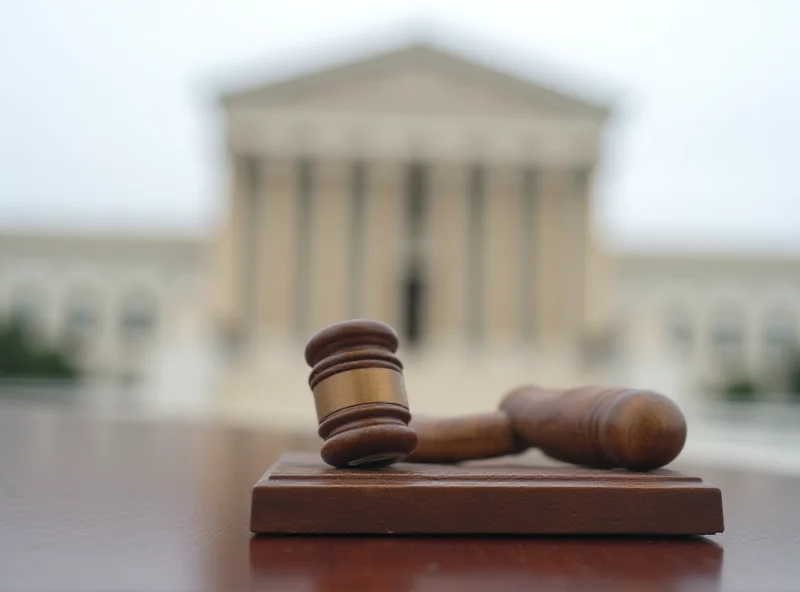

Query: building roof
[0,228,207,258]
[613,249,800,271]
[220,41,610,118]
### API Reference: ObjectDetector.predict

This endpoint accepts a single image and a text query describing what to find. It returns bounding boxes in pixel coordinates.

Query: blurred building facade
[0,231,208,380]
[215,46,610,349]
[3,42,798,424]
[615,252,800,394]
[205,42,800,421]
[209,43,621,419]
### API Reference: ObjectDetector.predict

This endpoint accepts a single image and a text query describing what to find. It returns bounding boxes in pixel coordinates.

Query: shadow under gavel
[408,385,687,471]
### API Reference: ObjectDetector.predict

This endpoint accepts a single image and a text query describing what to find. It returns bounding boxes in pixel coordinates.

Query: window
[711,305,745,365]
[120,292,157,342]
[63,291,99,343]
[763,308,797,365]
[665,304,693,353]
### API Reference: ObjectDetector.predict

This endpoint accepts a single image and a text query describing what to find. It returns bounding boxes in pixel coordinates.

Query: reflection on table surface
[250,535,722,591]
[1,399,800,591]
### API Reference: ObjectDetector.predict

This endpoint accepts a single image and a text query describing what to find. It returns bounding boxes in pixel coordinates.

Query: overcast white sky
[0,0,798,252]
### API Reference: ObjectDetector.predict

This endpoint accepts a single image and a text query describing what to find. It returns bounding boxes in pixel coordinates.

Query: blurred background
[1,0,799,474]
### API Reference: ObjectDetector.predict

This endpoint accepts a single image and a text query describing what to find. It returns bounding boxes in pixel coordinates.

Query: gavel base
[251,452,724,536]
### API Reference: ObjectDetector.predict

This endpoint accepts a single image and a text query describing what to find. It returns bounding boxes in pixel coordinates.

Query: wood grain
[410,410,528,463]
[250,452,723,535]
[410,385,687,471]
[501,385,687,471]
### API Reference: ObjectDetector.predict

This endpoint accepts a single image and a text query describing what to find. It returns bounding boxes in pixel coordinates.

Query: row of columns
[217,155,593,348]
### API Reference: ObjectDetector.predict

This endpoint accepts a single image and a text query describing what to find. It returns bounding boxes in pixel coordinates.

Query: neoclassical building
[212,43,613,363]
[2,42,798,428]
[0,230,208,379]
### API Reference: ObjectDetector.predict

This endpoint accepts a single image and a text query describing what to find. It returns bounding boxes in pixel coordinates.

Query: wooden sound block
[250,452,724,536]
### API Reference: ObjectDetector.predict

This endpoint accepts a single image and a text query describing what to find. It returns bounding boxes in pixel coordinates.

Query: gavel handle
[408,385,687,471]
[408,411,527,463]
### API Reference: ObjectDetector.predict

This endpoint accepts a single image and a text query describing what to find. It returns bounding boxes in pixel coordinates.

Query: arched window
[664,303,693,353]
[63,289,99,344]
[763,308,797,365]
[119,291,157,342]
[710,304,745,365]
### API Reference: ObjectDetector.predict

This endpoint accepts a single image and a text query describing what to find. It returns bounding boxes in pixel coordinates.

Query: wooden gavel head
[500,386,687,471]
[410,385,688,472]
[305,319,417,468]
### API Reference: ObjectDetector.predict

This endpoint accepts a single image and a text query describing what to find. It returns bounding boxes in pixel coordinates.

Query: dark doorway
[403,264,426,348]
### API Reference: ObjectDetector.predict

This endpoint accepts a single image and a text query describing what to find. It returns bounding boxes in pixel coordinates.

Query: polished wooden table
[2,400,799,591]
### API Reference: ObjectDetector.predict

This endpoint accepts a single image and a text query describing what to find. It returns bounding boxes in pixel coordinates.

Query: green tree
[0,321,78,379]
[721,378,759,402]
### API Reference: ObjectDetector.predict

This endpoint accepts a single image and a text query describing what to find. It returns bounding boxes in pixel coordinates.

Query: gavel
[408,385,687,471]
[306,320,687,471]
[305,319,417,468]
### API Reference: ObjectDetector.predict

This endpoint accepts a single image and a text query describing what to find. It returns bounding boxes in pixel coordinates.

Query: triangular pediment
[222,43,608,119]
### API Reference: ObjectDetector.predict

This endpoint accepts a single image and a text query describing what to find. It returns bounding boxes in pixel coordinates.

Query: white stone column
[484,165,520,345]
[261,156,296,343]
[309,160,349,331]
[581,166,611,339]
[241,156,261,341]
[362,160,402,329]
[292,159,313,340]
[249,157,267,333]
[536,168,566,345]
[518,168,539,344]
[210,155,245,332]
[563,168,587,341]
[347,162,367,319]
[212,154,261,341]
[465,165,484,344]
[428,163,468,346]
